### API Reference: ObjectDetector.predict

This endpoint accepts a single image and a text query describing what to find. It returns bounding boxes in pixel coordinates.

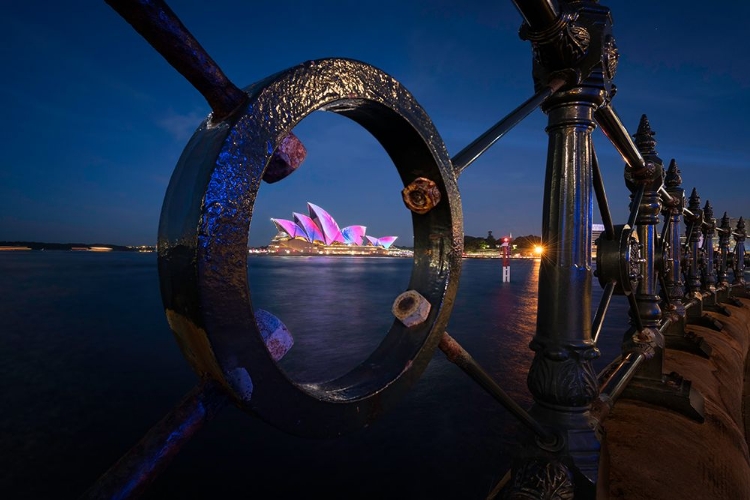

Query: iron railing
[80,1,750,498]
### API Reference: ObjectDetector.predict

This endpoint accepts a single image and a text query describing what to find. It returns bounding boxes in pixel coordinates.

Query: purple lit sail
[271,218,305,239]
[270,203,397,249]
[341,225,367,246]
[307,202,344,245]
[293,213,325,242]
[365,235,398,249]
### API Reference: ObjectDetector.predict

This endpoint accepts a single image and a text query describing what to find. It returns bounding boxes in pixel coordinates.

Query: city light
[533,245,544,256]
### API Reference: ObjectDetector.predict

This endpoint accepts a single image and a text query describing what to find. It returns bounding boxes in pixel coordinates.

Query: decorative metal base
[688,314,724,332]
[703,293,732,316]
[704,303,732,316]
[504,405,605,499]
[726,296,745,307]
[620,372,705,423]
[664,330,712,359]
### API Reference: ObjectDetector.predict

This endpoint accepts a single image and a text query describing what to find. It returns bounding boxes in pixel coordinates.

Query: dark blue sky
[2,1,748,246]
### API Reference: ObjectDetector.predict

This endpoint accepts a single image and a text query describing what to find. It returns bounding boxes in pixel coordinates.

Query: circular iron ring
[157,58,463,437]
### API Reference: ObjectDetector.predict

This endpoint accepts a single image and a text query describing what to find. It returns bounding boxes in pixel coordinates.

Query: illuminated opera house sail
[269,203,398,255]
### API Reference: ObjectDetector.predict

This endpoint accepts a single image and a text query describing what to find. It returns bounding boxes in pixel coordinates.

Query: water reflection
[247,256,411,383]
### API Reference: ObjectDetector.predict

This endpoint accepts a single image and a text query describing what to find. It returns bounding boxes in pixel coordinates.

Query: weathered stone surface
[606,298,750,499]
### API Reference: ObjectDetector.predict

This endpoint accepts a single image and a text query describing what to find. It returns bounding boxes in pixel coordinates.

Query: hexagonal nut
[262,132,307,184]
[401,177,441,214]
[255,309,294,361]
[392,290,431,328]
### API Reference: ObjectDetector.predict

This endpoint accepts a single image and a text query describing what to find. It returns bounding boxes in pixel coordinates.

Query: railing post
[685,189,704,315]
[733,217,747,292]
[701,201,717,294]
[623,115,663,380]
[511,1,618,496]
[662,160,686,311]
[717,212,732,296]
[661,161,712,357]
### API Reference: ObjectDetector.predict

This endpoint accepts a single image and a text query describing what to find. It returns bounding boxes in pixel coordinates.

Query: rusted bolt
[401,177,441,214]
[263,132,307,183]
[255,309,294,360]
[392,290,431,327]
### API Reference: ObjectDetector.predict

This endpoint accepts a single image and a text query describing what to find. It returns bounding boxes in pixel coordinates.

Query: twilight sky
[1,0,748,247]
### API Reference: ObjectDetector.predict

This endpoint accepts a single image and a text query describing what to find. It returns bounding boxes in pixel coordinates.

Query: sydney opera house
[269,203,398,255]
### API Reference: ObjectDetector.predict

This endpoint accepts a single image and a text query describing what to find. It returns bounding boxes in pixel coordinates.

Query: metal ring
[157,58,463,437]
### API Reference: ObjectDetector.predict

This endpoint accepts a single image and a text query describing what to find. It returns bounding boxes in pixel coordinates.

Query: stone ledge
[605,297,750,500]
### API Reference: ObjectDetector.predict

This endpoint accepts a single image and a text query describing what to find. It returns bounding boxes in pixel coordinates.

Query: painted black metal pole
[438,332,557,445]
[514,1,619,495]
[452,78,566,176]
[591,145,615,241]
[79,381,227,500]
[594,105,647,175]
[104,0,246,122]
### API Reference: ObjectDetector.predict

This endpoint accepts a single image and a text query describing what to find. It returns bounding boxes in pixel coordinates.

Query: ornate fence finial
[634,114,657,155]
[665,158,682,187]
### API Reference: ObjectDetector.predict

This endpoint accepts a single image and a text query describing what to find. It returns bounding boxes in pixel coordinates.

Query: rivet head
[392,290,431,327]
[401,177,441,214]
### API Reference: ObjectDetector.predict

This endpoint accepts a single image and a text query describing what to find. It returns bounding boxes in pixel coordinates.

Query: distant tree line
[463,232,542,253]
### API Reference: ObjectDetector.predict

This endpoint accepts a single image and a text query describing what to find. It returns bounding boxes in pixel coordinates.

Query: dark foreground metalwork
[83,0,750,498]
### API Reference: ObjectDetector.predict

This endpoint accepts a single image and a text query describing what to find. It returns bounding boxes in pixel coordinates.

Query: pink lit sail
[271,218,305,239]
[307,202,344,245]
[365,235,398,248]
[270,204,397,251]
[293,212,324,242]
[376,236,398,249]
[341,225,366,246]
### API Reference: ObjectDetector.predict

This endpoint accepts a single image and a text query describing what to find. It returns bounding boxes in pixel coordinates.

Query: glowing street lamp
[533,245,544,256]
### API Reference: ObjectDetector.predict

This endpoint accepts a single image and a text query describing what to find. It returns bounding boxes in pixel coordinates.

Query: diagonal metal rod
[591,143,615,241]
[592,281,615,345]
[105,0,247,122]
[627,291,645,332]
[660,214,672,249]
[658,217,673,308]
[594,105,647,174]
[80,380,227,500]
[452,78,566,176]
[627,184,645,230]
[438,332,557,445]
[599,352,645,402]
[510,0,559,31]
[658,185,676,205]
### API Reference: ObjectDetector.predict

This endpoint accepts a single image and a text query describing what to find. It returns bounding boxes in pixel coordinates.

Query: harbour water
[1,252,630,499]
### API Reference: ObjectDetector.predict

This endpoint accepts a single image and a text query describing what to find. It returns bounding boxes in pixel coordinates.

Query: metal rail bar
[452,78,566,176]
[104,0,247,122]
[591,144,615,241]
[438,332,557,445]
[627,292,646,332]
[627,185,645,230]
[599,351,645,402]
[658,185,675,205]
[594,105,647,173]
[592,281,615,345]
[79,380,227,500]
[510,0,559,32]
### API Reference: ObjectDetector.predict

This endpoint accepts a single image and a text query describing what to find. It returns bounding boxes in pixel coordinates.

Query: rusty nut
[401,177,441,214]
[392,290,431,328]
[263,132,307,184]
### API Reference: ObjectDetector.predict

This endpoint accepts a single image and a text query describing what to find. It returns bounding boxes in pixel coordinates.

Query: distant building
[269,203,398,255]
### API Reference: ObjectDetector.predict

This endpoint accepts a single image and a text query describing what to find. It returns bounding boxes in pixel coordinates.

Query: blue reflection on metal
[116,403,207,500]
